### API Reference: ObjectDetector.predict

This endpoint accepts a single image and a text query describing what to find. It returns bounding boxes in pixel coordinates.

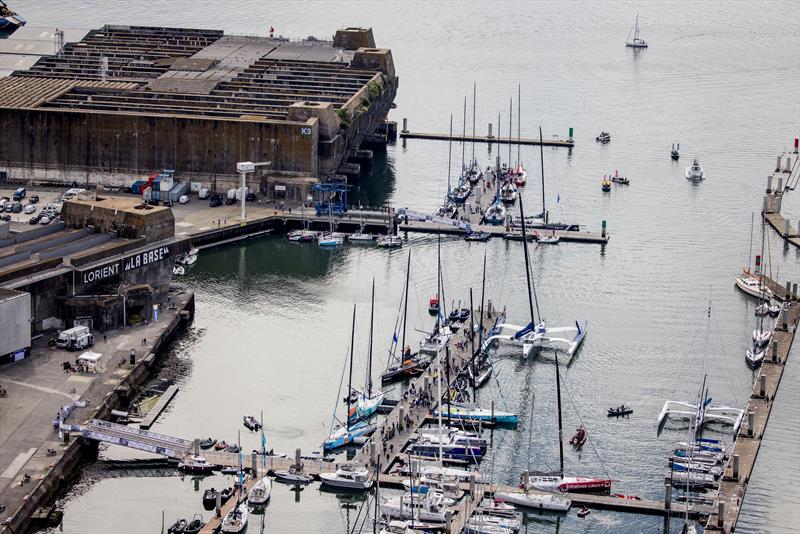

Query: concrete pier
[0,289,195,534]
[705,279,799,531]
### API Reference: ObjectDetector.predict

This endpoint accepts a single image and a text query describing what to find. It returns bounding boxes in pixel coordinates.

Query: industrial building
[0,288,30,365]
[0,194,188,336]
[0,25,398,196]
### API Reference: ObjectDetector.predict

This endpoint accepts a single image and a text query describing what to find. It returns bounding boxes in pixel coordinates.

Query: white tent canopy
[76,350,104,372]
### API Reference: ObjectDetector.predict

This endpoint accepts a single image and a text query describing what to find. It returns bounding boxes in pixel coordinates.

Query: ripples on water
[22,0,799,532]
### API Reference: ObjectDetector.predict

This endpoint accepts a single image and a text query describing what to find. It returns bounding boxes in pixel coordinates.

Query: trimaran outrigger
[481,134,588,361]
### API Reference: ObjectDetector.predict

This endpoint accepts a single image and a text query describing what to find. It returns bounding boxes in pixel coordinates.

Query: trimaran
[482,134,588,361]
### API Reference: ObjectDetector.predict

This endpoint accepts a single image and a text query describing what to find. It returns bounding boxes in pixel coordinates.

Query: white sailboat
[318,204,344,247]
[658,302,744,436]
[220,501,248,533]
[353,279,385,422]
[625,13,648,48]
[247,475,272,505]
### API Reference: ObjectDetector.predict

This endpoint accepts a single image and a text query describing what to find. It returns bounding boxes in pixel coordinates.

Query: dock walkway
[400,131,575,147]
[705,286,799,531]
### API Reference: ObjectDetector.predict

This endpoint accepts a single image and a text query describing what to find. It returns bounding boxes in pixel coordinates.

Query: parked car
[23,204,36,214]
[245,192,257,202]
[4,204,12,212]
[178,195,189,204]
[224,197,236,205]
[209,194,222,208]
[11,202,22,213]
[39,216,50,225]
[198,188,210,200]
[0,214,11,222]
[29,195,39,204]
[162,199,173,207]
[12,187,26,201]
[29,215,40,224]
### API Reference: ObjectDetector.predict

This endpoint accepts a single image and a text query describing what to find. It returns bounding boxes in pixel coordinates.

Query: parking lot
[0,187,66,232]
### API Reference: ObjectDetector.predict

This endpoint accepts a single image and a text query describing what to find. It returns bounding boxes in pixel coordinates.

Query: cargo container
[131,180,146,194]
[168,182,189,202]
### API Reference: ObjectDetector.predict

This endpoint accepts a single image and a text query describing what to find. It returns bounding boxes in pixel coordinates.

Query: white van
[198,188,210,200]
[56,325,94,351]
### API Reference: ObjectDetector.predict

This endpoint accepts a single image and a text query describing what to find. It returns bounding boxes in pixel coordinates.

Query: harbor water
[14,0,799,532]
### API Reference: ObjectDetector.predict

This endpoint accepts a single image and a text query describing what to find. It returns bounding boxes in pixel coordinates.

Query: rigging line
[710,313,747,407]
[385,273,409,368]
[328,344,351,436]
[559,370,611,479]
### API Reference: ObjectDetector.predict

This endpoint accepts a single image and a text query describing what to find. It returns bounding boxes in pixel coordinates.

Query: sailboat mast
[447,114,453,194]
[445,344,452,428]
[518,194,538,324]
[748,212,754,272]
[526,393,534,482]
[471,82,476,165]
[508,98,512,167]
[437,351,444,467]
[347,304,356,432]
[479,250,486,349]
[469,287,476,395]
[634,13,640,41]
[367,278,375,397]
[461,96,467,173]
[539,126,546,220]
[401,252,411,353]
[554,353,565,479]
[517,84,521,168]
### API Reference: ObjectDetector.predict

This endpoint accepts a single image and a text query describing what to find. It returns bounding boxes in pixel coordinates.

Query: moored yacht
[685,158,705,181]
[320,464,373,490]
[220,501,248,533]
[247,476,272,505]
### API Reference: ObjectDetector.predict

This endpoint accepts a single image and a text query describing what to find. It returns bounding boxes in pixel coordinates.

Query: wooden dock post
[717,500,725,528]
[602,220,607,239]
[792,282,798,300]
[251,451,257,477]
[215,492,221,518]
[402,118,408,133]
[732,454,740,481]
[747,411,755,438]
[771,341,778,363]
[295,448,301,468]
[758,375,766,398]
[193,438,199,456]
[487,123,493,138]
[767,175,773,193]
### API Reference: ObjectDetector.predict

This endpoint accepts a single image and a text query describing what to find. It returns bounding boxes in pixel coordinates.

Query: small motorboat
[273,467,313,484]
[243,415,261,431]
[202,487,235,510]
[287,229,317,242]
[214,441,228,451]
[348,232,376,243]
[607,405,633,417]
[184,514,204,534]
[503,232,534,242]
[685,158,705,181]
[611,493,642,500]
[601,177,612,192]
[224,444,241,454]
[536,233,560,245]
[611,170,629,185]
[173,265,185,276]
[319,465,373,490]
[465,231,491,242]
[167,518,188,534]
[428,296,440,316]
[0,1,26,39]
[220,466,243,476]
[753,327,772,348]
[767,302,782,317]
[577,506,591,518]
[458,308,470,322]
[199,438,217,450]
[177,253,198,267]
[671,143,680,160]
[178,455,215,474]
[377,235,403,249]
[569,426,587,448]
[596,131,611,144]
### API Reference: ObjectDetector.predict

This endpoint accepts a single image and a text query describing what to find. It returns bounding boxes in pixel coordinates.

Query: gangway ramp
[69,419,192,459]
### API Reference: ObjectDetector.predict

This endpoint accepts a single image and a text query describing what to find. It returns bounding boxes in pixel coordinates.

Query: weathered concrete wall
[0,109,319,181]
[61,200,175,243]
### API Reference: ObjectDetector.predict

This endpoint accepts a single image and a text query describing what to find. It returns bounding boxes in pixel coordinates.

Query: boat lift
[313,181,350,217]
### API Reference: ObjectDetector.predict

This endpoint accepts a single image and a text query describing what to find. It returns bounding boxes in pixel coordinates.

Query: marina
[0,2,798,534]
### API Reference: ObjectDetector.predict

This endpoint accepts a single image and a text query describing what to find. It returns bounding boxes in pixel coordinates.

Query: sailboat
[495,396,573,511]
[747,222,772,367]
[324,305,377,451]
[658,302,745,436]
[318,203,345,247]
[382,252,431,385]
[625,13,648,48]
[482,181,588,361]
[221,434,248,533]
[523,354,612,493]
[353,279,386,421]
